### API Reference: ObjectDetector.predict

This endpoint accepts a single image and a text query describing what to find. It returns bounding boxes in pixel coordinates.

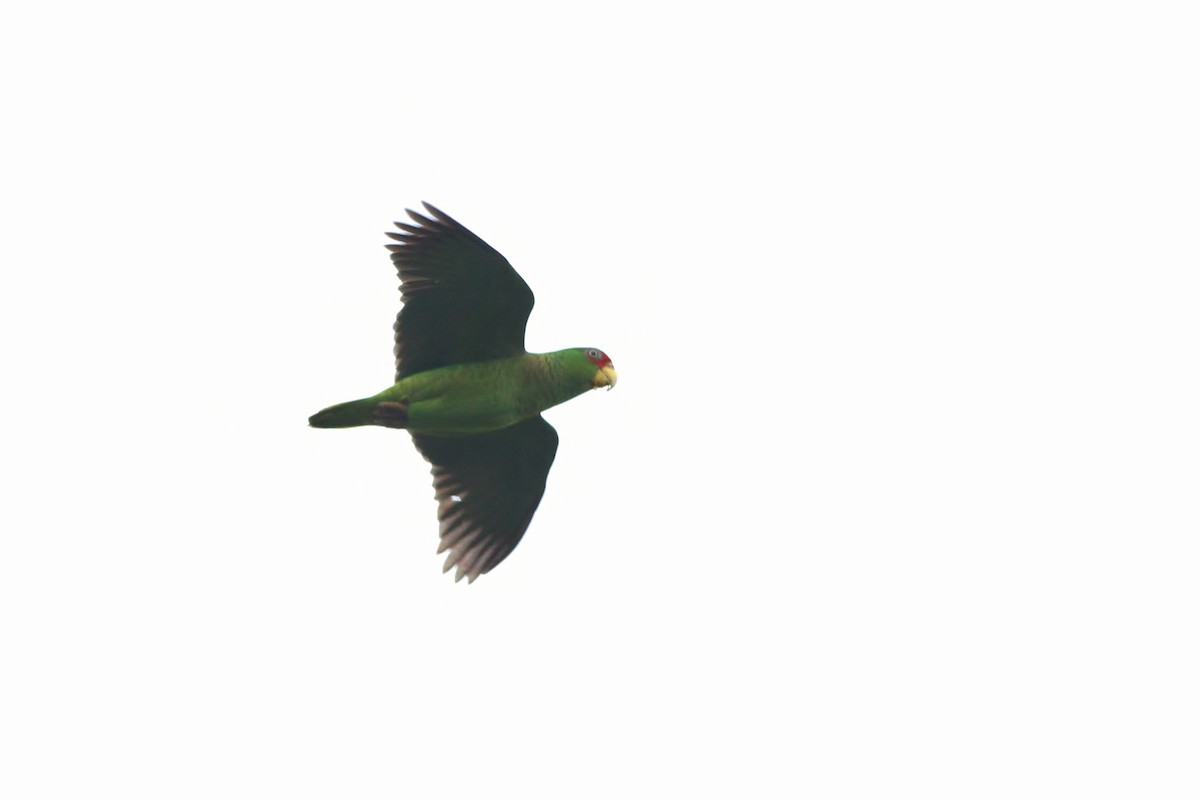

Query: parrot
[309,203,616,582]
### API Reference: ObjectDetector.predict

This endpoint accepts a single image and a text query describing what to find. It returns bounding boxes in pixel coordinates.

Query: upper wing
[386,203,535,381]
[410,416,559,583]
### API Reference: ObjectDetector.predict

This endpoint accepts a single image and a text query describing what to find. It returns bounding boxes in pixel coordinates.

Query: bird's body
[309,204,615,582]
[311,349,614,436]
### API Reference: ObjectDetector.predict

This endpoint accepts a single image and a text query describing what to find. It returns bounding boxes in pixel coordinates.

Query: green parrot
[309,204,617,582]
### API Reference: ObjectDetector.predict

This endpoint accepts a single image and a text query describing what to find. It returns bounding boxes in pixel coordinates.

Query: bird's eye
[586,348,602,360]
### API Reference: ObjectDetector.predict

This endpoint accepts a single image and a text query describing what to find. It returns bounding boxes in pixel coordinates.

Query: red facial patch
[585,349,611,368]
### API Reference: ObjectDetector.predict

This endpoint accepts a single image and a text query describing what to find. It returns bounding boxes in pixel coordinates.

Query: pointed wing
[410,416,559,583]
[386,203,534,381]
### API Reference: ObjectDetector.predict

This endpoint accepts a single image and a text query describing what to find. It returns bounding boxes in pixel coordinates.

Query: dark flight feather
[386,203,535,381]
[410,416,559,582]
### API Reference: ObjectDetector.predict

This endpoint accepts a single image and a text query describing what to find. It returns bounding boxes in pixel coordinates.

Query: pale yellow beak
[592,365,618,391]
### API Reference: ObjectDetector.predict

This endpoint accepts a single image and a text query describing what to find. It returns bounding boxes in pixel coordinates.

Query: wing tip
[442,553,479,584]
[406,204,441,227]
[421,201,448,220]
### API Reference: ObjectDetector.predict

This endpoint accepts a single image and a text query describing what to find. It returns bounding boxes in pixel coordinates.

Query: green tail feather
[308,398,378,428]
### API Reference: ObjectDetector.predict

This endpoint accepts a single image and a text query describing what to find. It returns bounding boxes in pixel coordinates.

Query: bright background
[2,2,1198,798]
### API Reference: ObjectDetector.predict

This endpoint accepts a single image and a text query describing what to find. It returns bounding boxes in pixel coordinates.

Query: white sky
[3,2,1198,797]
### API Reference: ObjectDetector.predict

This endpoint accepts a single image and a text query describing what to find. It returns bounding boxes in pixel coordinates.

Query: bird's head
[583,348,618,390]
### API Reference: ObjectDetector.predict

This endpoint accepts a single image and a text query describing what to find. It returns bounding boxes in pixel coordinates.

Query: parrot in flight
[309,204,617,582]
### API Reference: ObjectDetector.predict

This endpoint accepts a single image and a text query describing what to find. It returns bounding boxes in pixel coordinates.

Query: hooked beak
[592,364,618,391]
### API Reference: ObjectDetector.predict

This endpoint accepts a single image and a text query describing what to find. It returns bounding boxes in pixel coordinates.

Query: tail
[308,398,408,429]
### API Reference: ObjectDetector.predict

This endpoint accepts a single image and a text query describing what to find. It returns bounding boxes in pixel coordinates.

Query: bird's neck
[519,352,592,416]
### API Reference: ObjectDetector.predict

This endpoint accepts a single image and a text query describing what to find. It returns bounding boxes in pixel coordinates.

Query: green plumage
[311,350,605,435]
[309,204,616,582]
